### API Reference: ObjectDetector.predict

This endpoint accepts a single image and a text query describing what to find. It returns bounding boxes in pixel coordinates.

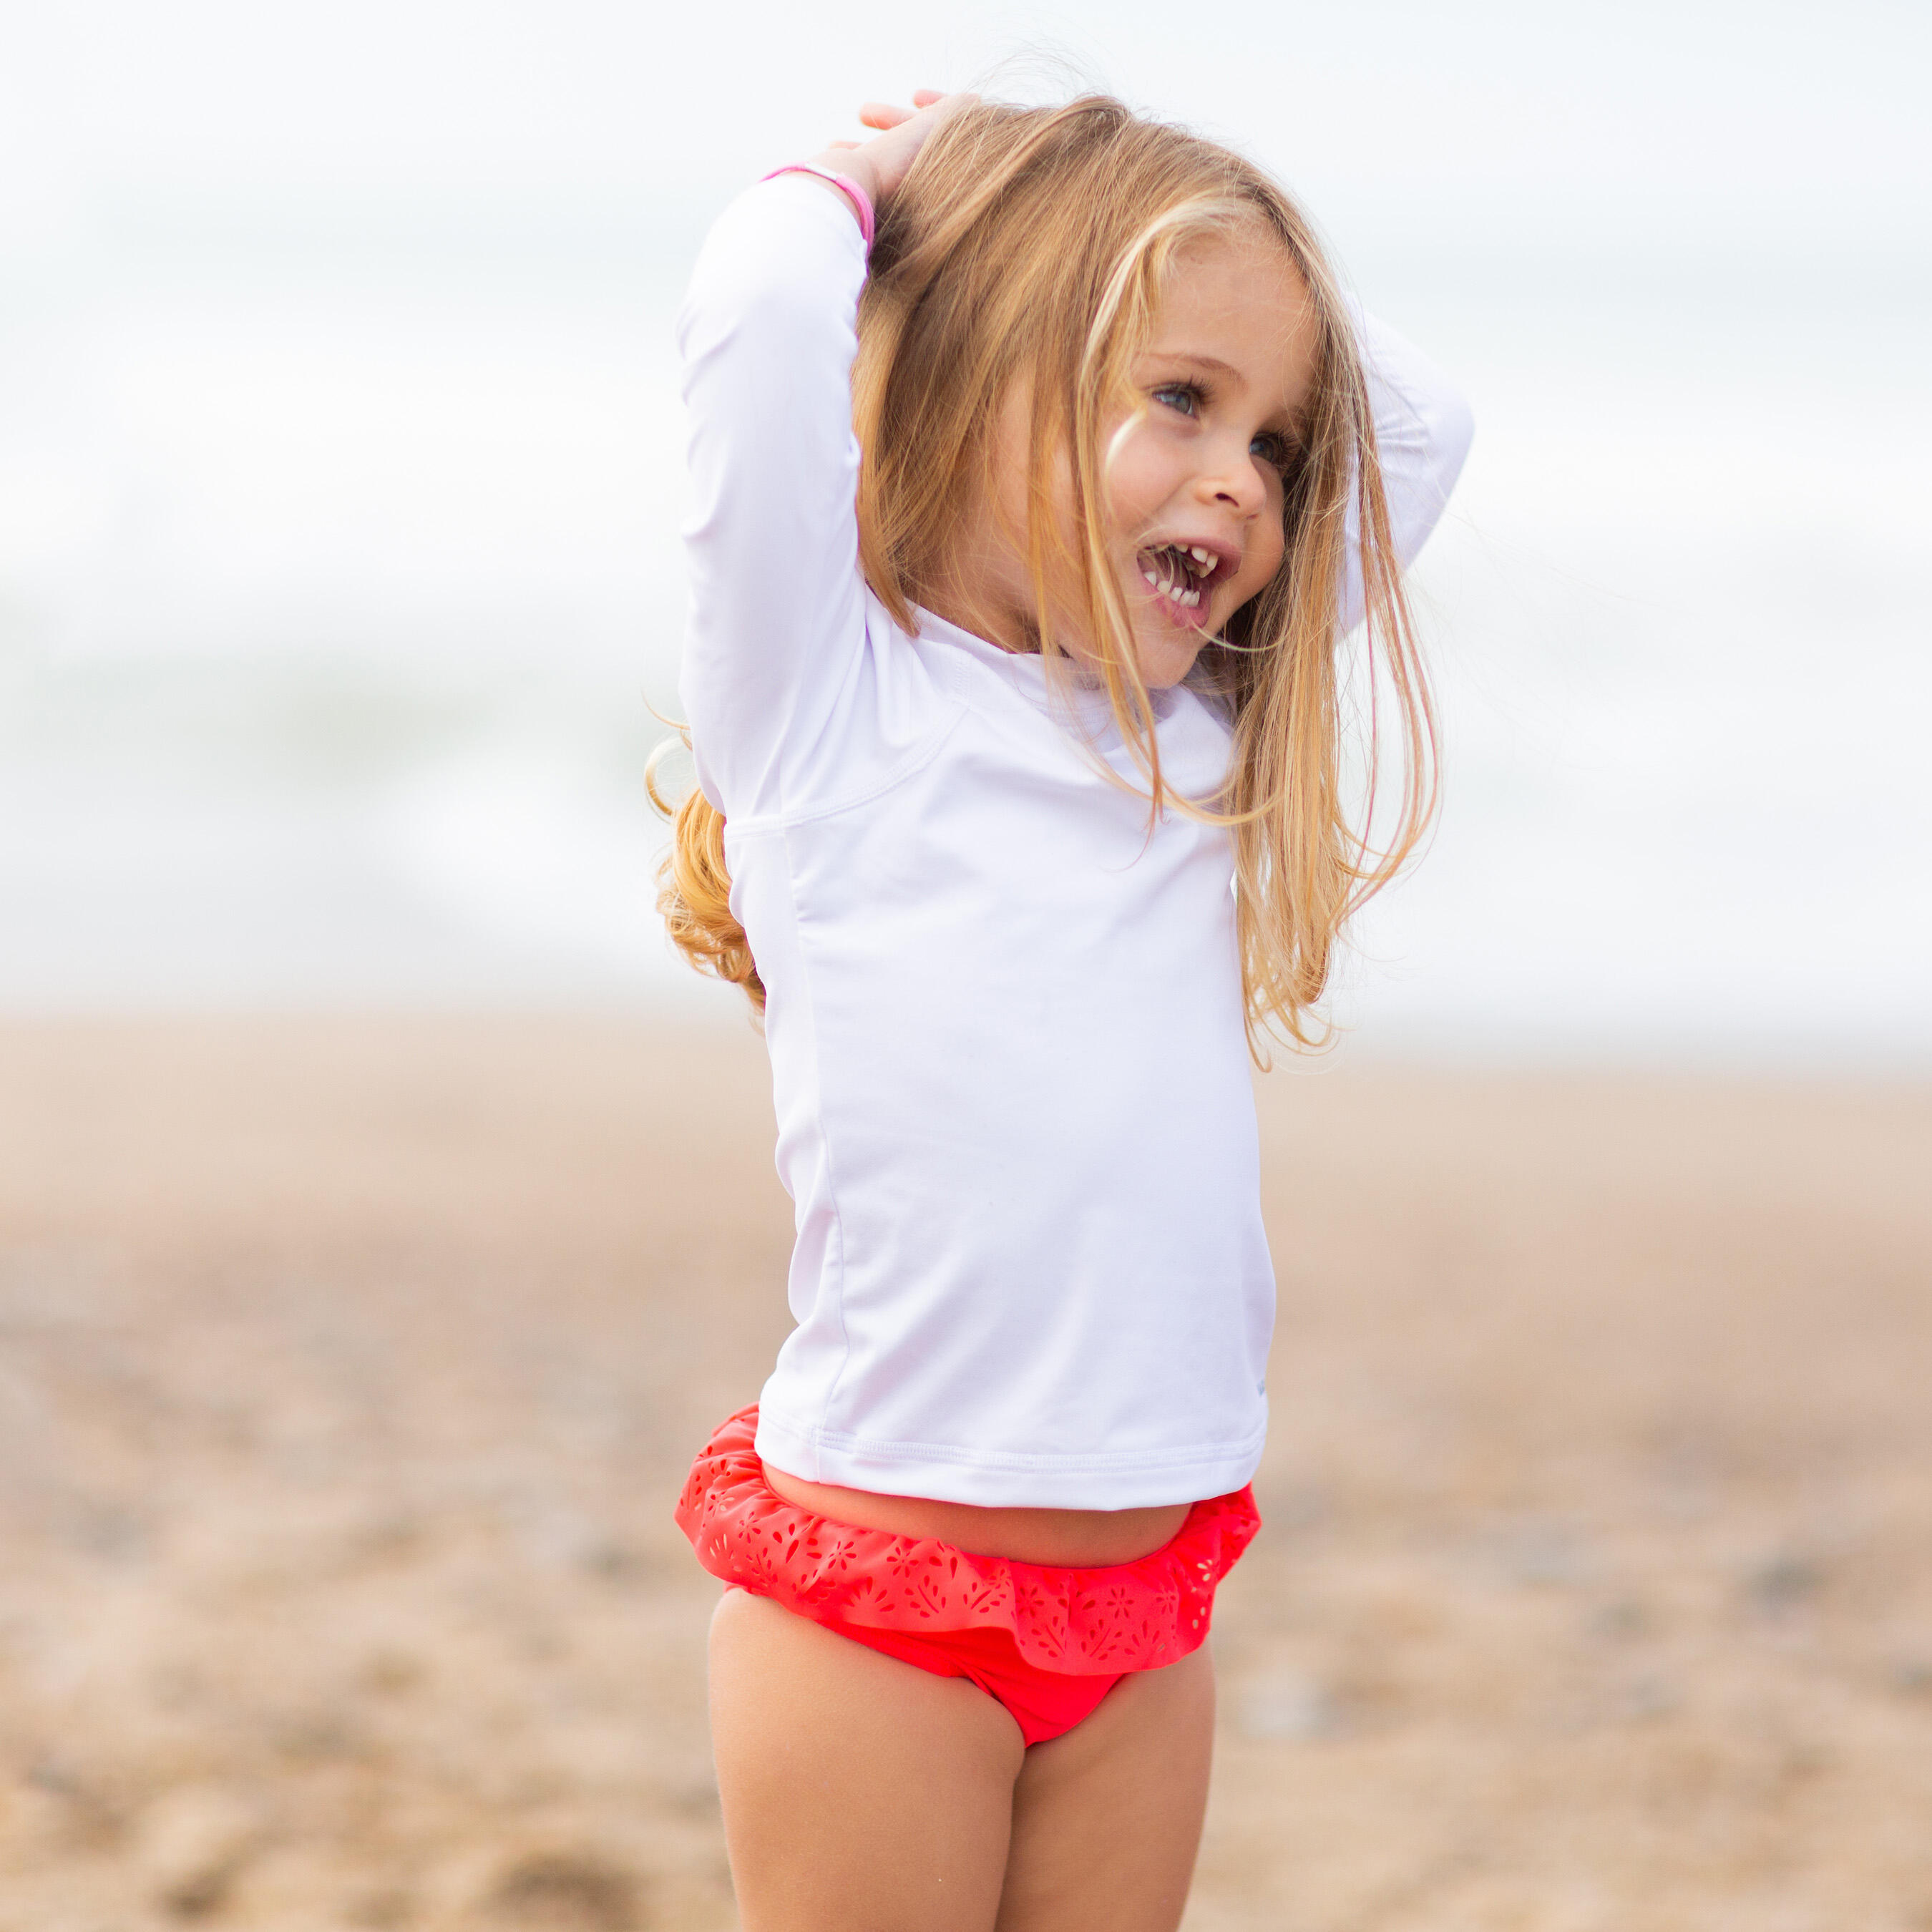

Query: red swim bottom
[723,1589,1123,1745]
[677,1407,1260,1747]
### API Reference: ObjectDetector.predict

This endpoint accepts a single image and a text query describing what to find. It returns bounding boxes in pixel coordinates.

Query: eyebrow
[1153,351,1244,382]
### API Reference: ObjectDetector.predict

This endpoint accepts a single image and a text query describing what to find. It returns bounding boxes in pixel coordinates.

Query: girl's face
[1104,227,1317,687]
[943,224,1318,691]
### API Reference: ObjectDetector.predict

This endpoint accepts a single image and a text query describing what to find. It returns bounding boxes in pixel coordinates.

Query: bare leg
[995,1644,1216,1932]
[709,1589,1028,1932]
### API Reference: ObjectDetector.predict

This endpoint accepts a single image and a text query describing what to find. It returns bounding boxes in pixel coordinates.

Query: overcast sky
[6,0,1927,258]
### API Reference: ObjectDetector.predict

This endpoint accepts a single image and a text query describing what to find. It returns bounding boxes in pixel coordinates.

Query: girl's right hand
[806,89,974,213]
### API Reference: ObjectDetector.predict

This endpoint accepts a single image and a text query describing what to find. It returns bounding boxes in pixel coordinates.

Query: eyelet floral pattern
[675,1407,1260,1674]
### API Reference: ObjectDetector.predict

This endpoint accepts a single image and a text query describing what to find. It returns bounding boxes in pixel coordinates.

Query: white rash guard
[677,175,1472,1508]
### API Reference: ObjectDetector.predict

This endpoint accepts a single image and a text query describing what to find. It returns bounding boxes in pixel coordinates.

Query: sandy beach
[1,1015,1928,1930]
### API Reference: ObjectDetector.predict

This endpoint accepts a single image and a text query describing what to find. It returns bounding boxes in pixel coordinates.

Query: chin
[1133,630,1209,691]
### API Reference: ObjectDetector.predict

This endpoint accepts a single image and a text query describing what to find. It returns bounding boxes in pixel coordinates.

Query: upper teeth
[1189,545,1214,567]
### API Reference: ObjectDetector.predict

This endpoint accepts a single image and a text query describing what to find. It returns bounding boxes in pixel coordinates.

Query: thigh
[995,1643,1216,1932]
[708,1588,1028,1932]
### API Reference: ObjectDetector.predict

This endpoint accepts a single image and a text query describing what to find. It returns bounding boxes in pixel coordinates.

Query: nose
[1196,433,1268,519]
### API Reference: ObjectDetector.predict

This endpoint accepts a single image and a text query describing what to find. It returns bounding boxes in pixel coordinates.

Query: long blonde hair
[651,96,1435,1053]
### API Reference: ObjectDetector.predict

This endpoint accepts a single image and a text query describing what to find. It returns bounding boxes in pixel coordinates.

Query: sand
[1,1015,1928,1931]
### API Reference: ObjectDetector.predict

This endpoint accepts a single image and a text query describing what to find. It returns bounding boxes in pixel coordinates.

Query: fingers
[817,90,974,209]
[857,89,949,131]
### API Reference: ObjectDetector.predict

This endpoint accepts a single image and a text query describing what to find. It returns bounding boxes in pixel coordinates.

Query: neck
[914,573,1030,657]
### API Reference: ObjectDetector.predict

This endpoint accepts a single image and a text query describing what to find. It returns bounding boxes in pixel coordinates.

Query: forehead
[1149,225,1318,414]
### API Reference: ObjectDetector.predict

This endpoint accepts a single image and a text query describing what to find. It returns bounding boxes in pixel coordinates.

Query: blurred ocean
[3,28,1928,1065]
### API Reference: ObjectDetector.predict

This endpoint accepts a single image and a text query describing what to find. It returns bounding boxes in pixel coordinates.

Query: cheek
[1236,514,1287,600]
[1102,426,1180,537]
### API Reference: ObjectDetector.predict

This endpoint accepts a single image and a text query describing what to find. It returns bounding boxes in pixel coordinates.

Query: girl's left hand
[806,89,973,213]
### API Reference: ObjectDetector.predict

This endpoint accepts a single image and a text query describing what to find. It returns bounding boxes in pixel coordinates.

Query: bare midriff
[762,1466,1193,1568]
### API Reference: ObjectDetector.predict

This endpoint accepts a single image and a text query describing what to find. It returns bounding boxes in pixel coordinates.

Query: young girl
[658,89,1471,1932]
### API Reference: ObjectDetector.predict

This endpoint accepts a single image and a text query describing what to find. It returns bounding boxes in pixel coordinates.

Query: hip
[761,1463,1190,1566]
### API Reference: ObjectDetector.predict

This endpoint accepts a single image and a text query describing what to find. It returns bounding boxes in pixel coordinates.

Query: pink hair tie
[761,163,876,249]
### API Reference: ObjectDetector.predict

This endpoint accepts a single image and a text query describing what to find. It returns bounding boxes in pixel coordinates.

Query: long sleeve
[677,176,873,821]
[1342,304,1475,632]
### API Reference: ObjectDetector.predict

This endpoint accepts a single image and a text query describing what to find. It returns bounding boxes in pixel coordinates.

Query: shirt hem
[753,1404,1269,1511]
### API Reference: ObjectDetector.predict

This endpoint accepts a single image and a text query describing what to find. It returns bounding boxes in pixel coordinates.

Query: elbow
[1374,379,1477,574]
[1356,311,1475,522]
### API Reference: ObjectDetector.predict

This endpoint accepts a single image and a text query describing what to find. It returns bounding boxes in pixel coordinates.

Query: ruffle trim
[675,1406,1260,1674]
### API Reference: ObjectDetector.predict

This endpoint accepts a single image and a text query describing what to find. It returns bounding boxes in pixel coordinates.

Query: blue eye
[1251,431,1293,472]
[1155,381,1293,472]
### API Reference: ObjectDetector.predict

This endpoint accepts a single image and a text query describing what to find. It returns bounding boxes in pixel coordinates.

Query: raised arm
[677,94,967,821]
[1341,304,1476,633]
[677,178,872,819]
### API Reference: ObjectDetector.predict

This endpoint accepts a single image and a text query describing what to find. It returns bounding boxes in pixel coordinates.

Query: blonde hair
[652,96,1435,1053]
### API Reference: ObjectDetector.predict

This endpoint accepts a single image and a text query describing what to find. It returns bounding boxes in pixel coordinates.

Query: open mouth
[1136,542,1222,617]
